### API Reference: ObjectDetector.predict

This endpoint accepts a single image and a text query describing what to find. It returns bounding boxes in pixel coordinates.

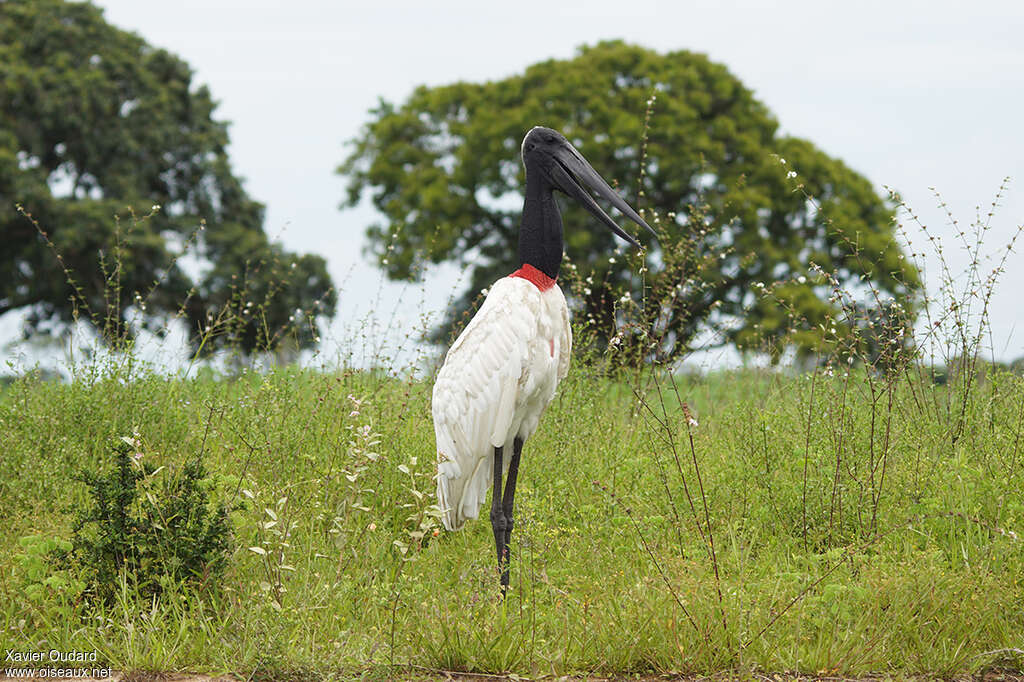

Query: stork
[432,126,655,592]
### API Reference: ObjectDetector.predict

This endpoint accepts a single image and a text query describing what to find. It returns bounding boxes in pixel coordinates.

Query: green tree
[0,0,335,354]
[339,41,918,361]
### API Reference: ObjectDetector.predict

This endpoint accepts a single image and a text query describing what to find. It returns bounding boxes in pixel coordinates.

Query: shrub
[70,435,233,603]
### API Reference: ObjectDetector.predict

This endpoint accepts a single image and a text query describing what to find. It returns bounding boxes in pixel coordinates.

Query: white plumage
[433,275,570,531]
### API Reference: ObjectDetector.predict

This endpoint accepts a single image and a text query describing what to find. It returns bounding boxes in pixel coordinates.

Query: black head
[519,126,657,247]
[521,126,568,160]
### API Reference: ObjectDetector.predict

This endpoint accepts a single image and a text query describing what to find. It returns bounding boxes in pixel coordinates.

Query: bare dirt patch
[3,671,1024,682]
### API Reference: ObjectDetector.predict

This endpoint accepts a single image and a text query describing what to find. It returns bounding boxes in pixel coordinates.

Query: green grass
[1,358,1022,679]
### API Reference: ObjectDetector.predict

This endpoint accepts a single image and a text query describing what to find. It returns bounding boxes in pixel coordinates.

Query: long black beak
[548,143,658,247]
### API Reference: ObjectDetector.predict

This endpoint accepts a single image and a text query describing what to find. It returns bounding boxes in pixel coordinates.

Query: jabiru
[432,126,656,592]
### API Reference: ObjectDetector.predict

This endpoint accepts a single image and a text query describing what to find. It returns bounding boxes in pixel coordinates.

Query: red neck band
[509,263,557,291]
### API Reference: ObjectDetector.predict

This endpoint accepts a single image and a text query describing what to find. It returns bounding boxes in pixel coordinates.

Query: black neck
[518,170,562,280]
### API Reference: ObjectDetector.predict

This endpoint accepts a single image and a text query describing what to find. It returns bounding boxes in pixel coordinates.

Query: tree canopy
[0,0,335,354]
[339,41,919,361]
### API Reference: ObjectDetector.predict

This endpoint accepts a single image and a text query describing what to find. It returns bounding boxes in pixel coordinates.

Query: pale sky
[5,0,1024,371]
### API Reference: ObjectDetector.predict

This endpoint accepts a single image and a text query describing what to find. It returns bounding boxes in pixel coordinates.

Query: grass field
[2,349,1022,679]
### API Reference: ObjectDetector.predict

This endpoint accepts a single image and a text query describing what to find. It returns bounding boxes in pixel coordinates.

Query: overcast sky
[7,0,1024,371]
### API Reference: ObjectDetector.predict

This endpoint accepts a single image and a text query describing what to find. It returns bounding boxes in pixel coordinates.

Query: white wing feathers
[556,290,571,381]
[432,277,569,531]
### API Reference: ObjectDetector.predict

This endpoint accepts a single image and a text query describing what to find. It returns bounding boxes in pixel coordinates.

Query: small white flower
[151,204,161,211]
[787,170,797,179]
[619,294,630,304]
[608,257,616,264]
[481,287,489,296]
[584,287,592,296]
[687,417,699,428]
[797,275,807,284]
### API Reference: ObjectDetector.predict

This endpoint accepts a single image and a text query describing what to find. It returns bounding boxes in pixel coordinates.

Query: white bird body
[433,270,571,531]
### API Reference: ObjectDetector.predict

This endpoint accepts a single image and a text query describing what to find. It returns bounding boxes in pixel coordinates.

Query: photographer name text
[5,650,98,664]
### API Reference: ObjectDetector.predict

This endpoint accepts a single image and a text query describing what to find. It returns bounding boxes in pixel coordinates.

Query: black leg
[499,437,523,592]
[488,446,508,587]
